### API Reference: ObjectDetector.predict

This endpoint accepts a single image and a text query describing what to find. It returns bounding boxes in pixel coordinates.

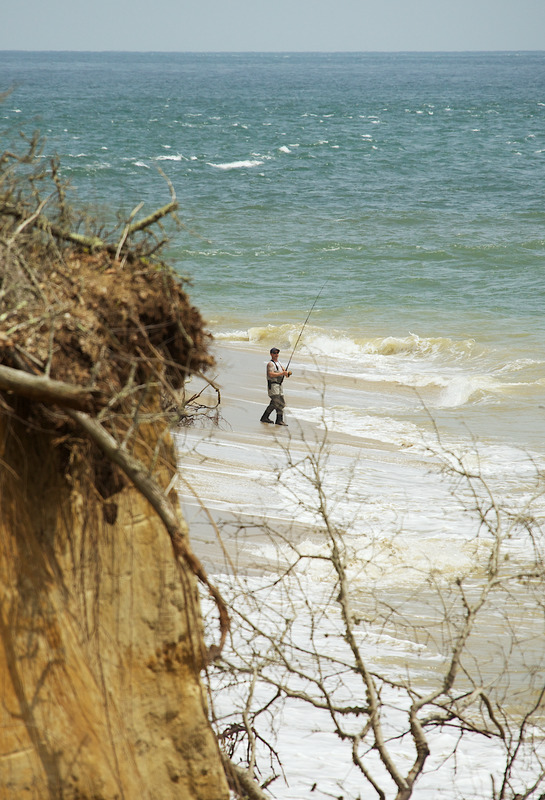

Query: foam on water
[236,324,530,415]
[204,557,545,799]
[294,405,421,445]
[241,529,498,590]
[242,324,486,366]
[246,323,462,355]
[207,159,264,170]
[155,153,186,161]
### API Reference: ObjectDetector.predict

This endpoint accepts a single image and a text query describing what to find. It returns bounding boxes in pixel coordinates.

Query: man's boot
[261,401,276,423]
[275,412,288,426]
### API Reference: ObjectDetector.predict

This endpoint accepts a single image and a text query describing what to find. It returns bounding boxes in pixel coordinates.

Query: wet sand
[174,339,402,574]
[174,341,545,796]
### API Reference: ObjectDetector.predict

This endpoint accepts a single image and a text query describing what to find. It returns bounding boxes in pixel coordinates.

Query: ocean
[2,51,545,798]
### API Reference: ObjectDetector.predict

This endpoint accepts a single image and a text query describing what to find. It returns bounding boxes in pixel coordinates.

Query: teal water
[1,51,544,449]
[2,53,544,320]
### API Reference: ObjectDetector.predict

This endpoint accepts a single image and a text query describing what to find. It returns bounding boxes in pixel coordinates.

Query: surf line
[285,280,328,371]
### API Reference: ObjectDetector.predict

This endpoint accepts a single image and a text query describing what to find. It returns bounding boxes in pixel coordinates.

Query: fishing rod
[285,279,328,371]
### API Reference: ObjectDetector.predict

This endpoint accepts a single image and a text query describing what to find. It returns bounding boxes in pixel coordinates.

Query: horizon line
[1,48,544,55]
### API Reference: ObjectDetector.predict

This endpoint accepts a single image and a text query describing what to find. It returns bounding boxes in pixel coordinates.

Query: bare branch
[220,752,271,800]
[0,362,102,412]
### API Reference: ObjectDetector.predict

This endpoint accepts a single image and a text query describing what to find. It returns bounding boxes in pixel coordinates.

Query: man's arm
[267,362,290,379]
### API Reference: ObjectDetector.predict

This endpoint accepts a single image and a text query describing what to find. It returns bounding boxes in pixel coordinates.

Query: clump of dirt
[0,247,213,398]
[0,242,215,504]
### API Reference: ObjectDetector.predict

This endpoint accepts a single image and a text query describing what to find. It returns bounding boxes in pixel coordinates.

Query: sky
[1,0,544,52]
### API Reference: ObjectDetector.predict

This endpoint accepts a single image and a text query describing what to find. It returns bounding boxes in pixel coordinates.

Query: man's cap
[270,347,280,354]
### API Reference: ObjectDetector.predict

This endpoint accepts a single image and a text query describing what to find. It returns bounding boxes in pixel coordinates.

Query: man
[260,347,291,426]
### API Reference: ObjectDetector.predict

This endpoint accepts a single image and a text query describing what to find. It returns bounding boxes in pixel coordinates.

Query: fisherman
[260,347,291,426]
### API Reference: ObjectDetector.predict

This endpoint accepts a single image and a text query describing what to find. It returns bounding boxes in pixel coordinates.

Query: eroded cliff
[0,139,229,799]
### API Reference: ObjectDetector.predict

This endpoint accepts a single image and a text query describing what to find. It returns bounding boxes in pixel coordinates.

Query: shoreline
[175,339,406,573]
[175,338,545,581]
[175,347,545,800]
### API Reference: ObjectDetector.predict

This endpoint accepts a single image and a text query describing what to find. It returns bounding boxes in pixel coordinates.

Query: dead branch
[126,199,178,236]
[220,752,271,800]
[0,363,103,412]
[115,201,144,261]
[0,194,179,257]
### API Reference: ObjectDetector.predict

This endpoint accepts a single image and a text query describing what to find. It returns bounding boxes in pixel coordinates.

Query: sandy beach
[173,341,545,800]
[175,337,544,580]
[174,339,406,575]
